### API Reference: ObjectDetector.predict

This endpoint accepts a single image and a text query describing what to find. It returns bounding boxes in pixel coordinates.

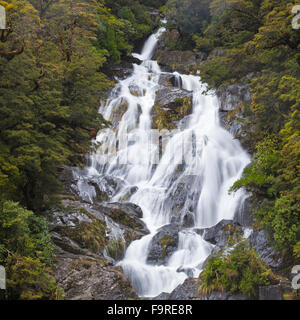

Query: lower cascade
[77,25,250,298]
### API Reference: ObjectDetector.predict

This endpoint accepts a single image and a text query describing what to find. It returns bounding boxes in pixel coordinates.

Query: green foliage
[0,201,61,299]
[199,241,277,299]
[164,0,211,35]
[0,0,114,211]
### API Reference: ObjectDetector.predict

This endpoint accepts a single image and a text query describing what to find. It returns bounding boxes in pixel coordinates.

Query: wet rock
[153,292,171,300]
[109,97,130,126]
[201,291,247,300]
[182,212,195,228]
[176,267,194,278]
[164,278,199,300]
[158,73,183,88]
[60,166,127,204]
[155,86,193,106]
[201,219,243,248]
[147,224,180,265]
[217,83,251,112]
[96,202,148,235]
[50,198,148,262]
[152,87,193,130]
[101,60,135,81]
[250,230,283,269]
[217,82,251,136]
[233,197,254,228]
[164,175,201,226]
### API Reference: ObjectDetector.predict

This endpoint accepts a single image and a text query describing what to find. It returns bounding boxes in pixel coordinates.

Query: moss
[61,211,108,255]
[106,238,125,261]
[222,224,242,246]
[198,241,278,299]
[152,96,192,130]
[69,257,110,272]
[107,209,143,231]
[123,230,143,247]
[159,235,176,259]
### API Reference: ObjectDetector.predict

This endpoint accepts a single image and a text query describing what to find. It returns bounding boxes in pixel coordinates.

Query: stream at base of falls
[77,23,250,298]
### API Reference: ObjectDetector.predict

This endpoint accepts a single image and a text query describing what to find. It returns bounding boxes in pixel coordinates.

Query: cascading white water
[83,25,250,298]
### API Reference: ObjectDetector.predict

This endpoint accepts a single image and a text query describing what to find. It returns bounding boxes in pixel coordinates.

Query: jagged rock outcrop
[50,197,147,299]
[54,246,138,300]
[50,167,153,299]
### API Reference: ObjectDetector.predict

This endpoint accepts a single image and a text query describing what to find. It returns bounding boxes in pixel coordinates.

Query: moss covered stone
[61,210,108,255]
[152,96,192,130]
[159,235,177,259]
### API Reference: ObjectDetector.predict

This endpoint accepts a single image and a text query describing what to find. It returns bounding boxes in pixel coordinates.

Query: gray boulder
[250,230,283,269]
[147,224,180,265]
[201,219,243,248]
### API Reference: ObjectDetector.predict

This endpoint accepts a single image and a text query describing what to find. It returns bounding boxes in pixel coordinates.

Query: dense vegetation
[162,0,299,293]
[0,0,164,299]
[199,241,278,299]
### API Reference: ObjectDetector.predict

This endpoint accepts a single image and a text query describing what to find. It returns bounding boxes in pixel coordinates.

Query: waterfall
[80,25,250,298]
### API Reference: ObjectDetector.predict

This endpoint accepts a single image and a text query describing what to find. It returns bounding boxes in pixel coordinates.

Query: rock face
[50,167,152,299]
[153,29,204,73]
[250,230,283,269]
[60,166,127,204]
[164,175,202,227]
[154,278,247,300]
[152,86,193,130]
[201,219,243,248]
[233,196,254,228]
[147,224,180,265]
[54,246,138,300]
[50,198,145,299]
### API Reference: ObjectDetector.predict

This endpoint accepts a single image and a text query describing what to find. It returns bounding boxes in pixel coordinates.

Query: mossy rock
[159,235,177,259]
[106,208,144,231]
[147,224,180,265]
[152,96,192,130]
[105,238,126,262]
[110,98,129,124]
[60,210,108,255]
